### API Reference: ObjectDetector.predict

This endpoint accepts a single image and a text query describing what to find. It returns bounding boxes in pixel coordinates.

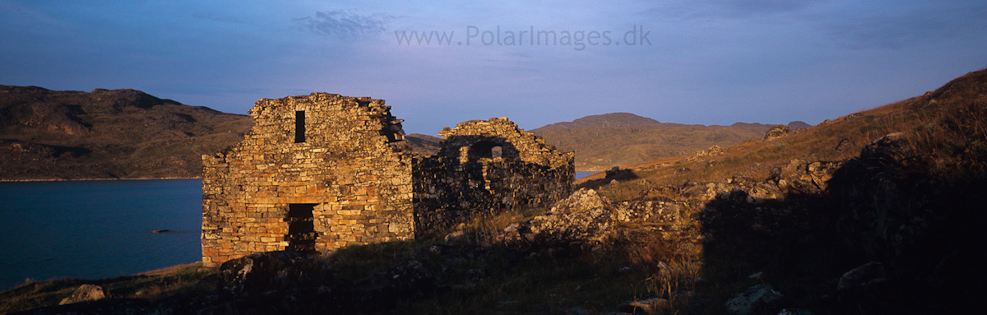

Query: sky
[2,0,985,135]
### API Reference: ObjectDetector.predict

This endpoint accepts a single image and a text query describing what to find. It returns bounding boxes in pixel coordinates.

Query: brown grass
[586,82,984,201]
[0,263,214,314]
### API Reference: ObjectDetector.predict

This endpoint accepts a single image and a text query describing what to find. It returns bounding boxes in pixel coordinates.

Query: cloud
[823,2,987,50]
[643,0,818,20]
[706,0,813,16]
[827,14,944,50]
[0,0,63,28]
[294,10,390,39]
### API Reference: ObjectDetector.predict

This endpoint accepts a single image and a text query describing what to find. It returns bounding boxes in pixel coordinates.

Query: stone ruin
[413,118,574,235]
[201,93,573,267]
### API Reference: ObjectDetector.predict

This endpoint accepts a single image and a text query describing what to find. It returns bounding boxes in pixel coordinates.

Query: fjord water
[0,179,202,290]
[575,171,597,179]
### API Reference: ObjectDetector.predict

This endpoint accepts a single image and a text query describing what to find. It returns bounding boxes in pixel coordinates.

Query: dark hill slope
[530,113,775,171]
[404,133,442,156]
[0,86,252,180]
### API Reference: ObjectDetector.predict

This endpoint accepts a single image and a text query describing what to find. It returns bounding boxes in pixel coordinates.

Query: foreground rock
[503,189,616,251]
[617,297,669,314]
[726,284,783,315]
[57,284,105,305]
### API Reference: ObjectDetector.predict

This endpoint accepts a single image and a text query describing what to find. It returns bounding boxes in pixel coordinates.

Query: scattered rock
[618,297,669,314]
[726,284,783,315]
[444,230,467,245]
[748,271,764,280]
[778,308,814,315]
[687,145,724,161]
[835,138,851,152]
[569,306,590,315]
[465,268,487,284]
[356,259,438,302]
[58,284,106,305]
[837,261,887,293]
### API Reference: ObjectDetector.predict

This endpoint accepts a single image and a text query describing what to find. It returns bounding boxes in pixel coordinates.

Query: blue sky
[2,0,985,134]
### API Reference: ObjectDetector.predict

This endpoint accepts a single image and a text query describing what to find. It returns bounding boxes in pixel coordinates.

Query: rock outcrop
[57,284,105,305]
[503,189,615,250]
[763,124,790,140]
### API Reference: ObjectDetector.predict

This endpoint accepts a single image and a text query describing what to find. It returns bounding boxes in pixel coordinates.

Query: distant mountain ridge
[530,113,787,171]
[554,112,664,127]
[0,86,797,179]
[403,113,797,171]
[0,85,252,180]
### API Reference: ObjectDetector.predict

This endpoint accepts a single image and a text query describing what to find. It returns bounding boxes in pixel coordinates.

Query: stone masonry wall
[413,118,574,235]
[201,93,413,267]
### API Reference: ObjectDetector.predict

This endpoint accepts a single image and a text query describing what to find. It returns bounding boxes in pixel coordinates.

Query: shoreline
[0,176,202,183]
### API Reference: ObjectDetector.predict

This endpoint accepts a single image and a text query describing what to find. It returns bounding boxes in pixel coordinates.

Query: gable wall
[201,93,413,267]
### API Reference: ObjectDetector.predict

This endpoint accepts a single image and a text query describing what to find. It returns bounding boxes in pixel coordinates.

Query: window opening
[294,111,306,143]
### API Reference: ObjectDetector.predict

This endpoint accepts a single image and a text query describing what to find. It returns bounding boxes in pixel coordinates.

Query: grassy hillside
[585,68,987,200]
[530,113,776,171]
[0,86,252,180]
[405,133,442,156]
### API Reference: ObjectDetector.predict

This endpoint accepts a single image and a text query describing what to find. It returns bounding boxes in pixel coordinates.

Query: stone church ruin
[201,93,573,267]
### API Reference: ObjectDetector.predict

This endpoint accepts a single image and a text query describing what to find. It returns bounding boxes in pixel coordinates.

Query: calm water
[0,179,202,290]
[575,171,598,179]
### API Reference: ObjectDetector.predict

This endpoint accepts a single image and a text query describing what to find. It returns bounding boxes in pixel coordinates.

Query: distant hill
[530,113,777,171]
[405,133,442,156]
[0,85,252,180]
[787,120,812,130]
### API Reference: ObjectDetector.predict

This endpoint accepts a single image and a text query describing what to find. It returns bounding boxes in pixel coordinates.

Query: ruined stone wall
[201,93,413,267]
[413,118,574,234]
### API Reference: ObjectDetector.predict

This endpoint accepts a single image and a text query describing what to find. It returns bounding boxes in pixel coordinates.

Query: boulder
[58,284,106,305]
[725,284,782,315]
[503,189,615,250]
[837,261,887,293]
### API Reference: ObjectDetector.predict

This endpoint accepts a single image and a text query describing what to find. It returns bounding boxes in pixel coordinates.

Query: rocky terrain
[0,86,252,180]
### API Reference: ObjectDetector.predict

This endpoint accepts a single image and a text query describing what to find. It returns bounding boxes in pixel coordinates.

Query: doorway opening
[285,203,317,253]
